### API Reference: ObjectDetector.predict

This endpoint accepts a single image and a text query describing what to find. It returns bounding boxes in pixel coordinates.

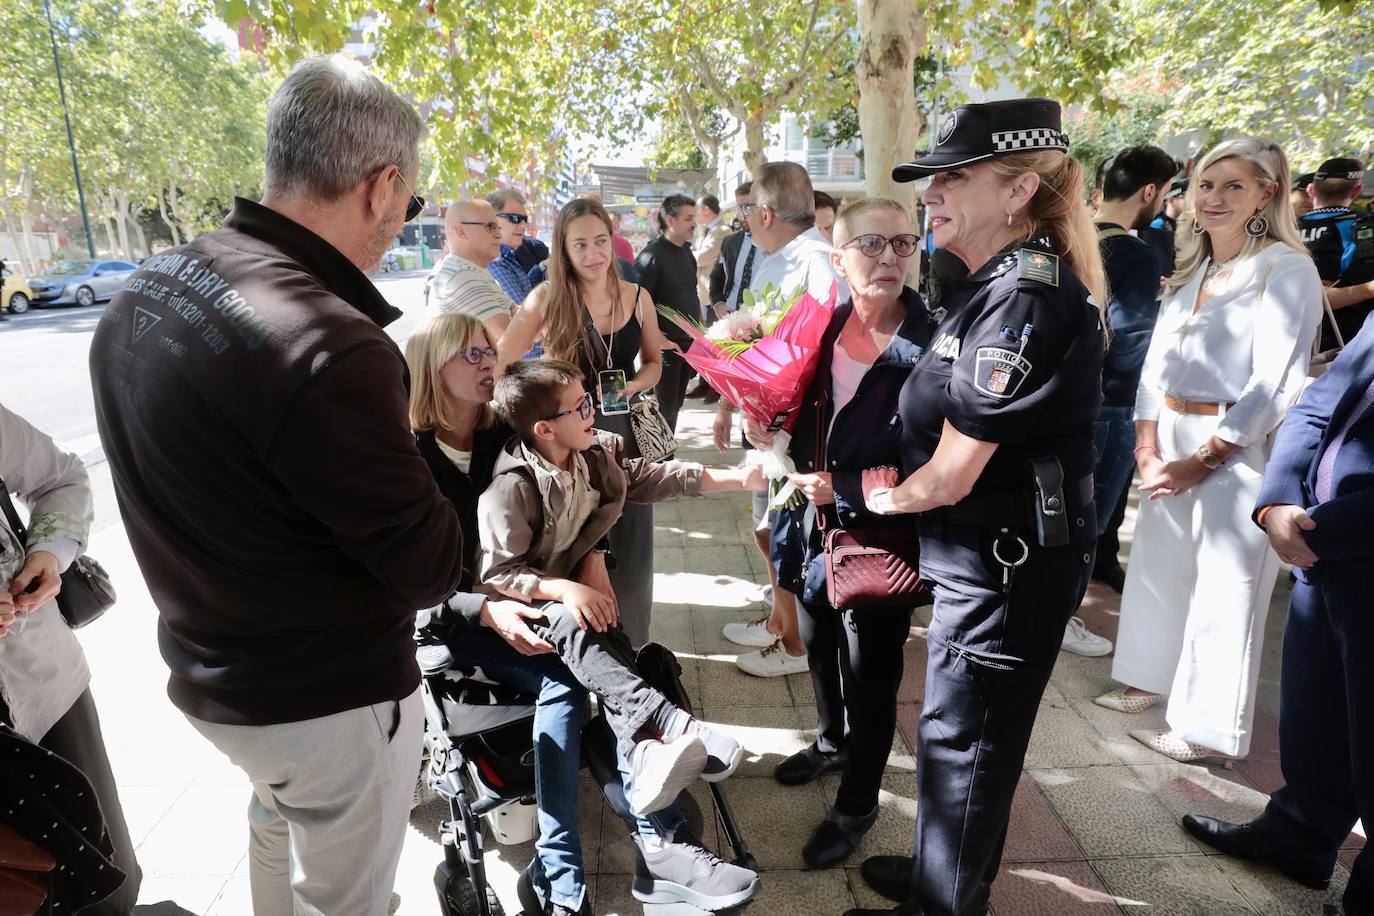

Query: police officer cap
[1314,157,1364,181]
[1292,171,1316,191]
[893,98,1069,182]
[1165,178,1188,200]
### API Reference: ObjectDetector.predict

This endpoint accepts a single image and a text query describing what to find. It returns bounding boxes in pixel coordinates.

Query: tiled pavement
[79,401,1361,915]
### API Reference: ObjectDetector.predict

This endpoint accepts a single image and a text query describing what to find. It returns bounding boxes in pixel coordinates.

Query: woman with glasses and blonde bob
[500,198,668,647]
[1097,138,1324,762]
[743,198,931,869]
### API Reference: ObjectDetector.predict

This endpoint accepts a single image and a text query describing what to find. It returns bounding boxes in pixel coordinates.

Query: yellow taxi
[2,261,34,314]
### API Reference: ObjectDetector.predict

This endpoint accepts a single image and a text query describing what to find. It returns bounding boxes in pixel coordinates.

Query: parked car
[26,259,138,308]
[1,263,33,314]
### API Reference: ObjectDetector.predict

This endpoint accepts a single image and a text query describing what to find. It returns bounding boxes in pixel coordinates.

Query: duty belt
[924,473,1094,534]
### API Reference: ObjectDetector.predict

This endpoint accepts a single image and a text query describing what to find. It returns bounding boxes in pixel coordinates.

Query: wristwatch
[1196,443,1223,470]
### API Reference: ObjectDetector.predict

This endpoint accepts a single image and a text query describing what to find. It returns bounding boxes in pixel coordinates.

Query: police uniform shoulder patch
[1018,249,1059,287]
[973,345,1032,399]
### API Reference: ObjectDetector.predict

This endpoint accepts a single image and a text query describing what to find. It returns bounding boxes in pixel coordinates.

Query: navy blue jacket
[771,288,930,593]
[1097,223,1164,407]
[1256,311,1374,564]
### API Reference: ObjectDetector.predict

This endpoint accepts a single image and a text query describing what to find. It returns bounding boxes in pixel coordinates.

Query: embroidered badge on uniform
[1018,249,1059,287]
[973,346,1032,399]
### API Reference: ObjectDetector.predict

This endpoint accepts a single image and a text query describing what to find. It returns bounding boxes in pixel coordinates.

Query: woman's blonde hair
[988,150,1108,311]
[543,197,624,364]
[405,313,497,433]
[1168,137,1307,295]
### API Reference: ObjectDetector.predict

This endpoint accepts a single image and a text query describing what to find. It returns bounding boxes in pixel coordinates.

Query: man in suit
[707,182,757,319]
[1181,314,1374,915]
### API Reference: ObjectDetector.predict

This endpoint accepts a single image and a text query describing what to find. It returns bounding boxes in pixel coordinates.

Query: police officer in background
[1300,157,1374,350]
[1291,171,1316,218]
[844,99,1107,916]
[1143,175,1187,274]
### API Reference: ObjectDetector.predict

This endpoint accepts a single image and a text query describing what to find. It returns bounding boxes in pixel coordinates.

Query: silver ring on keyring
[991,534,1030,569]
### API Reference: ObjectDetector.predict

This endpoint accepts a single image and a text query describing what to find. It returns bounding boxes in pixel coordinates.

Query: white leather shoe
[735,640,809,677]
[1094,687,1164,714]
[723,616,777,648]
[1061,616,1113,657]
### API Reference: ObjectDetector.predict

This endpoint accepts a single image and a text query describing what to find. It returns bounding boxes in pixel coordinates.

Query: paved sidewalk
[77,400,1361,915]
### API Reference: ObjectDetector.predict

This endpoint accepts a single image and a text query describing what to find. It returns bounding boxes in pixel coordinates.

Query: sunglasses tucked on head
[843,233,919,258]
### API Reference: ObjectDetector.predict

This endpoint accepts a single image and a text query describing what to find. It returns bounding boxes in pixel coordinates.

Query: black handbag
[0,478,115,629]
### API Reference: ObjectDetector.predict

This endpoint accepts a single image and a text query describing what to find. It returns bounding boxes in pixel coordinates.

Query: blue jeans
[1092,405,1137,539]
[447,629,685,910]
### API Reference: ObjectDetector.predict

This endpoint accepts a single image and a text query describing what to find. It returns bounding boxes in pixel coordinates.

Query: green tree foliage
[0,0,268,267]
[1065,73,1178,177]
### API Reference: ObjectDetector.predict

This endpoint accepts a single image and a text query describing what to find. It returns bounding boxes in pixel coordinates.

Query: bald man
[425,199,514,339]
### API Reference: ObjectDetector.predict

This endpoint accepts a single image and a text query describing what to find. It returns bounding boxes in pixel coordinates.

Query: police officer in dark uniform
[843,98,1107,916]
[1299,158,1374,350]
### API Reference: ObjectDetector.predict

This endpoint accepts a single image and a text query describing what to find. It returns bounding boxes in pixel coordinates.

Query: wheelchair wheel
[435,863,505,916]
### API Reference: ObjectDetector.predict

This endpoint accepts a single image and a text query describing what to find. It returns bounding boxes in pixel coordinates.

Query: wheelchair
[418,641,756,916]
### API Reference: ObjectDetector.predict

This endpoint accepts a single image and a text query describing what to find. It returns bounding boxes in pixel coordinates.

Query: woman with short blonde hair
[1098,137,1324,762]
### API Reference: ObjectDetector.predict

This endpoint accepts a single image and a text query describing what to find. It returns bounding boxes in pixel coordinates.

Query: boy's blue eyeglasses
[544,392,594,422]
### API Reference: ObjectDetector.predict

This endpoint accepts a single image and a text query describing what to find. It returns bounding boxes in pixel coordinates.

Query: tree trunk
[112,189,133,261]
[132,217,149,261]
[742,117,768,176]
[1,197,28,275]
[856,0,925,212]
[17,168,41,271]
[158,186,180,247]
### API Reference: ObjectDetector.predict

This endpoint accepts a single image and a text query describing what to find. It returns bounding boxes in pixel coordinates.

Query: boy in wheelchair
[419,358,764,916]
[476,359,765,813]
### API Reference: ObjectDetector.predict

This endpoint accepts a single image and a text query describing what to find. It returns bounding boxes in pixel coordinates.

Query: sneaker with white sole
[633,833,760,909]
[625,733,708,815]
[735,639,809,677]
[1060,615,1113,657]
[722,615,777,648]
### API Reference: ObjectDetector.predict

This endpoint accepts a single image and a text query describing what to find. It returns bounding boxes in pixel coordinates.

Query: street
[0,269,431,533]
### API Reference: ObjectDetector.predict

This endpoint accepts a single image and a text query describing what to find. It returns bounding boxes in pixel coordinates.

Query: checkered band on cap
[991,128,1070,153]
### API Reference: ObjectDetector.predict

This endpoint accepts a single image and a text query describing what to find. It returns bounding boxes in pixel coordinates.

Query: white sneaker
[735,639,809,677]
[1061,616,1113,657]
[723,616,777,648]
[625,734,708,815]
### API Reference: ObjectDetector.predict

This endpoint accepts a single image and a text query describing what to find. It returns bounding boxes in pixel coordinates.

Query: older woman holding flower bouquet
[742,198,931,868]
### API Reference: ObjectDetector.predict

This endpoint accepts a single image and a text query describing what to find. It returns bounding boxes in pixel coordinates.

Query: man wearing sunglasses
[486,189,550,304]
[90,54,463,915]
[427,198,518,341]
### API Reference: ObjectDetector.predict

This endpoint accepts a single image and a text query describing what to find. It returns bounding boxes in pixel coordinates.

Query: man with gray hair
[90,54,463,916]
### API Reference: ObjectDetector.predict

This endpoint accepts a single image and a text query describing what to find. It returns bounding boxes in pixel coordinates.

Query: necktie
[737,244,757,304]
[1315,374,1374,502]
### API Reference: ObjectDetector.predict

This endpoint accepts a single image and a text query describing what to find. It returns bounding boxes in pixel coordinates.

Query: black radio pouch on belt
[1026,457,1069,548]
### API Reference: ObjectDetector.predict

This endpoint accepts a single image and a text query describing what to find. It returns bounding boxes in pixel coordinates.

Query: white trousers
[189,689,423,916]
[1111,409,1281,757]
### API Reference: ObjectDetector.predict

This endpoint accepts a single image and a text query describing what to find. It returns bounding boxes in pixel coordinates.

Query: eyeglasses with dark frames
[738,203,757,217]
[457,346,498,365]
[393,170,425,222]
[543,391,594,422]
[460,220,503,234]
[843,233,920,258]
[496,212,530,224]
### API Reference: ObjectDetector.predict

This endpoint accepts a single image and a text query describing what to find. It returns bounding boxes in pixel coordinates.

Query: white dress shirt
[749,226,849,303]
[1135,242,1323,447]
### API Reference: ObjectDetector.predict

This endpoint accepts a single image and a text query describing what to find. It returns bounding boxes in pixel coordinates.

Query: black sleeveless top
[577,285,645,457]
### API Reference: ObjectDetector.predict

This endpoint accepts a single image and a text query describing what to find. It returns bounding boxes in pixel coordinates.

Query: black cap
[1314,157,1364,181]
[1165,178,1188,200]
[893,98,1068,182]
[1292,171,1316,191]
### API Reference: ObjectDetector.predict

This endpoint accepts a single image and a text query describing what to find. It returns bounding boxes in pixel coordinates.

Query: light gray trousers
[188,688,422,916]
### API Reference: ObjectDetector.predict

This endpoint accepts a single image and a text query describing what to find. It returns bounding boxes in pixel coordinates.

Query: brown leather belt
[1164,394,1234,416]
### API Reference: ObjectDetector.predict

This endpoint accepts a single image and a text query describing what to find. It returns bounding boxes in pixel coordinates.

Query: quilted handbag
[823,524,928,610]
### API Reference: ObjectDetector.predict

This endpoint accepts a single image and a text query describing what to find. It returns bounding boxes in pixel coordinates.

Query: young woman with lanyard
[500,197,668,647]
[844,99,1108,916]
